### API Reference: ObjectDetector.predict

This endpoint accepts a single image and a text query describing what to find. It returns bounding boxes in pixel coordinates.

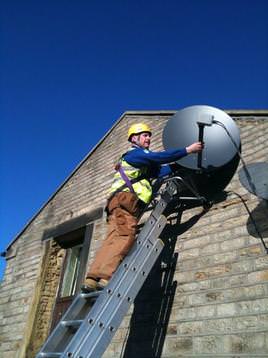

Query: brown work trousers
[86,192,144,280]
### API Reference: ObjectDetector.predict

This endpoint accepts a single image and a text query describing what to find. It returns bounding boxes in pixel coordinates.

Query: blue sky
[1,0,268,280]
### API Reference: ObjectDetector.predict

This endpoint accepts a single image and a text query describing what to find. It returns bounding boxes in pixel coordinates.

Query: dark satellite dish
[163,105,241,198]
[239,162,268,200]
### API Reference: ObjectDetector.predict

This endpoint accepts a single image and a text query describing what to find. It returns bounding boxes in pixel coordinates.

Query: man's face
[137,132,151,149]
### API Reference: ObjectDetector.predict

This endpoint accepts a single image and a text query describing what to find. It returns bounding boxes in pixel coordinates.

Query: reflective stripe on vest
[110,155,152,204]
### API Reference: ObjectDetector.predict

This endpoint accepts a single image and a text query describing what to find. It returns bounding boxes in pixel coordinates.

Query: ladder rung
[38,353,62,357]
[61,319,83,328]
[80,291,101,299]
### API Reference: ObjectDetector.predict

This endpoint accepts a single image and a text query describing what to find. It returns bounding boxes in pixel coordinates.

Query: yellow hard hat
[128,123,152,141]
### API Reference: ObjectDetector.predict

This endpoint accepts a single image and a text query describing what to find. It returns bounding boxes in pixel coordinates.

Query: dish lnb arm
[197,114,214,169]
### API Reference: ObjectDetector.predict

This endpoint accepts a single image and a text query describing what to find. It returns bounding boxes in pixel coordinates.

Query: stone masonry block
[255,256,268,270]
[248,269,268,284]
[220,236,247,251]
[217,302,236,317]
[193,335,226,354]
[163,336,193,355]
[178,247,200,260]
[199,242,220,256]
[196,304,216,319]
[177,279,211,293]
[229,333,266,354]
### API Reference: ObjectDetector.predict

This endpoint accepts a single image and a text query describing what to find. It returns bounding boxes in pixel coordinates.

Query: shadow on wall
[247,199,268,238]
[122,205,206,358]
[230,192,268,253]
[122,237,178,358]
[206,190,268,251]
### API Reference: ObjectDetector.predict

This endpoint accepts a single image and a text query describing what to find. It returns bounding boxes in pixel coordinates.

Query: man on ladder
[82,123,203,293]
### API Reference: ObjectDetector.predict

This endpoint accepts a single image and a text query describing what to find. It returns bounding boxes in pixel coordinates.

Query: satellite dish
[162,105,241,198]
[239,162,268,200]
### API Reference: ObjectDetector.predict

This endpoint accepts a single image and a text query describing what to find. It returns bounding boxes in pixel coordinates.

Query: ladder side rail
[36,210,163,356]
[64,215,167,356]
[36,179,179,357]
[76,183,179,356]
[60,181,178,355]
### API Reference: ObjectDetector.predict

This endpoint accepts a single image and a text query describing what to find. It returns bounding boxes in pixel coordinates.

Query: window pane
[60,244,82,297]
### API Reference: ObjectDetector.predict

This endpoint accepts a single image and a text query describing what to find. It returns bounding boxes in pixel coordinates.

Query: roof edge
[122,109,268,116]
[226,109,268,116]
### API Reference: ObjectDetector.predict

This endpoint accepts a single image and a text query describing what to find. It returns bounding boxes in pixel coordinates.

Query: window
[50,224,93,330]
[60,244,83,298]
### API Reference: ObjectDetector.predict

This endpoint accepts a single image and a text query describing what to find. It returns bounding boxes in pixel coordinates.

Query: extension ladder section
[36,180,179,358]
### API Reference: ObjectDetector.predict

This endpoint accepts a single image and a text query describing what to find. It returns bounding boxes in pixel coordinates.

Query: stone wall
[104,113,268,357]
[0,110,267,357]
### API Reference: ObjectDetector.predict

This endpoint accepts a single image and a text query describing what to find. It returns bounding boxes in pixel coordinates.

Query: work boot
[81,278,98,293]
[98,279,109,289]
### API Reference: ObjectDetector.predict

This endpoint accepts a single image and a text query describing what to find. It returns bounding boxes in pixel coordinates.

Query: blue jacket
[123,146,188,179]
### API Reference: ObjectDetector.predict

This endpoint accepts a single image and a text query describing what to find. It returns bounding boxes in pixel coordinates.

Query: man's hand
[186,141,204,154]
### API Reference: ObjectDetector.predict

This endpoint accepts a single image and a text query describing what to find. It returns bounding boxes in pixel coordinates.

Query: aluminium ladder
[36,177,206,358]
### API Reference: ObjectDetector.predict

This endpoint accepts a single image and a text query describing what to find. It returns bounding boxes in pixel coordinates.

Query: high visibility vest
[110,151,153,204]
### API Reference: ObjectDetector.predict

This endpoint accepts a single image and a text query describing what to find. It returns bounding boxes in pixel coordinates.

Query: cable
[212,119,267,254]
[226,190,268,254]
[212,119,258,196]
